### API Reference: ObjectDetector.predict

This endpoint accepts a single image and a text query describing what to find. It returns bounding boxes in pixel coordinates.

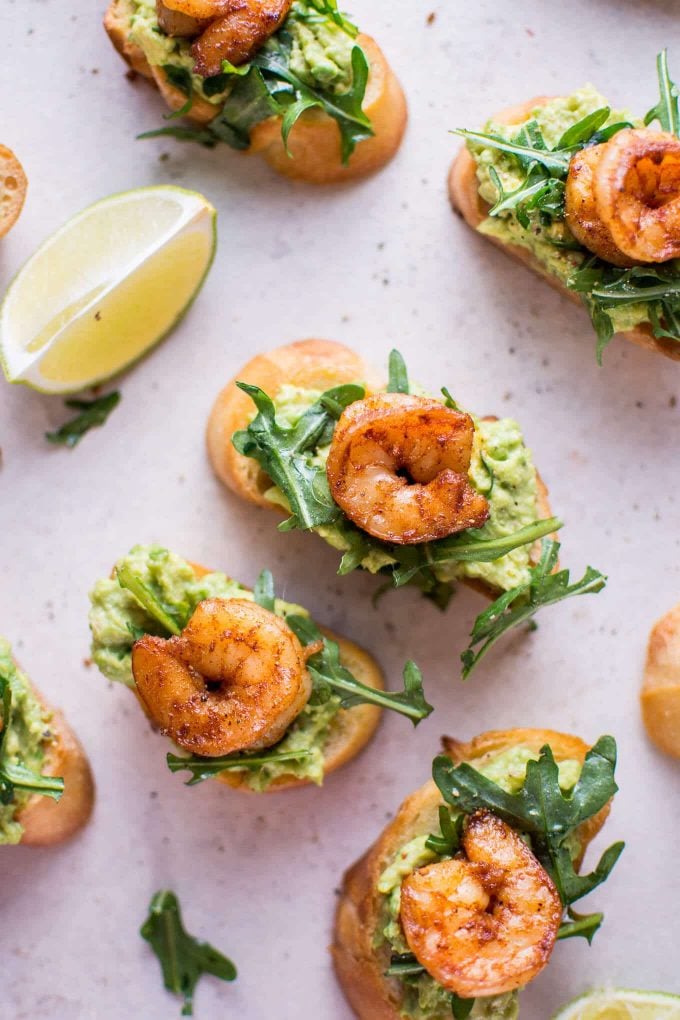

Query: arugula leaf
[432,736,624,931]
[253,568,276,612]
[387,348,410,393]
[453,128,572,172]
[385,952,426,978]
[0,667,63,807]
[557,907,604,944]
[45,391,120,448]
[555,106,611,149]
[645,49,680,135]
[451,995,475,1019]
[461,539,606,678]
[167,748,312,786]
[161,64,194,119]
[286,614,433,723]
[232,381,365,530]
[296,0,358,36]
[425,805,464,856]
[140,890,236,1016]
[116,563,183,636]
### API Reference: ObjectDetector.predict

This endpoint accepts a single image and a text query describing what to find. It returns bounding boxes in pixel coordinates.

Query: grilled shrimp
[399,811,562,998]
[325,393,489,545]
[190,0,293,77]
[131,598,315,756]
[565,128,680,264]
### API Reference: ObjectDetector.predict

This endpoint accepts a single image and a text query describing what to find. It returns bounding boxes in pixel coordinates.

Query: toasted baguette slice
[103,1,406,183]
[10,668,94,847]
[332,728,611,1020]
[206,338,556,601]
[126,560,384,792]
[641,602,680,758]
[0,146,27,239]
[449,98,680,361]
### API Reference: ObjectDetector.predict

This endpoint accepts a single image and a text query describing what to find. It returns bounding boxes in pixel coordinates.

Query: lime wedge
[553,988,680,1019]
[0,185,216,394]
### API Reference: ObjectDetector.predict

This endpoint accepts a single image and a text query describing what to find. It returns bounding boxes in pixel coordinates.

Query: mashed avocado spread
[0,639,52,845]
[88,546,341,791]
[375,746,582,1020]
[468,87,650,335]
[263,384,540,593]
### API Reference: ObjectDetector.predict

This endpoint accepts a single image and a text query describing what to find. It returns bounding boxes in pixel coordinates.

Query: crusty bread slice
[206,338,557,601]
[103,1,406,182]
[0,146,27,239]
[11,671,94,847]
[332,728,611,1020]
[124,559,384,792]
[448,97,680,361]
[641,602,680,758]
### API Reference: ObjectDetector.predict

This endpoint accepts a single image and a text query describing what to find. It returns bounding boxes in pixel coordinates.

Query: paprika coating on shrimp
[326,393,490,545]
[399,810,562,998]
[131,598,317,757]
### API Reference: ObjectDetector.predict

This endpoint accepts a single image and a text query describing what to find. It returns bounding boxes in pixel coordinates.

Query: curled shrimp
[131,598,315,756]
[189,0,293,77]
[565,128,680,264]
[325,393,489,545]
[399,810,562,998]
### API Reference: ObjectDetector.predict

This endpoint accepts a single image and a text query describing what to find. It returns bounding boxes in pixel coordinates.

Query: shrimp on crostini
[399,810,562,998]
[131,598,319,757]
[565,128,680,265]
[325,393,490,545]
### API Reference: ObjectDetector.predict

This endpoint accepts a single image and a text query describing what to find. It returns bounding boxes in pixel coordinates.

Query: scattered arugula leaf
[286,614,433,723]
[0,666,63,807]
[557,907,604,944]
[425,805,464,856]
[167,748,312,786]
[385,952,426,978]
[451,994,475,1019]
[161,64,194,119]
[461,539,606,678]
[116,563,183,637]
[432,736,624,937]
[232,381,365,530]
[253,568,276,612]
[645,49,680,135]
[140,890,236,1016]
[45,391,120,448]
[387,348,409,393]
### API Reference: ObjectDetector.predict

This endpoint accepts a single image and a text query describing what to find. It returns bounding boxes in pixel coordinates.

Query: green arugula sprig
[645,49,680,134]
[0,668,63,807]
[385,951,473,1017]
[432,736,624,942]
[140,1,372,163]
[461,539,606,678]
[45,391,120,448]
[167,748,312,785]
[141,890,237,1017]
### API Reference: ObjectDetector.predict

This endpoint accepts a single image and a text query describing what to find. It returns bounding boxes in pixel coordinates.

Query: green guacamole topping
[376,746,582,1020]
[0,639,52,845]
[88,545,341,790]
[469,86,649,335]
[263,385,540,592]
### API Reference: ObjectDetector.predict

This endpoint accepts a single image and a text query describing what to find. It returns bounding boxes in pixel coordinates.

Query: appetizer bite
[207,339,606,675]
[0,146,27,238]
[450,51,680,361]
[333,728,624,1020]
[641,601,680,758]
[104,0,407,183]
[0,638,94,846]
[88,546,432,791]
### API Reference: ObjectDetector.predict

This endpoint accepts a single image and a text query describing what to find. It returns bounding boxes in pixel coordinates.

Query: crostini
[641,601,680,758]
[450,51,680,361]
[104,0,407,183]
[88,545,431,792]
[0,638,94,846]
[333,728,623,1020]
[207,339,606,675]
[0,146,27,238]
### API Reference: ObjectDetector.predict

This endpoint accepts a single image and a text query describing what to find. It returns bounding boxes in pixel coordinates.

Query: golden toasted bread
[641,602,680,758]
[0,145,27,239]
[448,97,680,361]
[332,728,611,1019]
[206,338,557,601]
[103,2,406,182]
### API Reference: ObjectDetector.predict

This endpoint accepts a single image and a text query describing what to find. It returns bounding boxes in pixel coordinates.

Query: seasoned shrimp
[190,0,293,77]
[399,810,562,998]
[157,0,210,38]
[131,598,315,756]
[566,128,680,264]
[325,393,489,545]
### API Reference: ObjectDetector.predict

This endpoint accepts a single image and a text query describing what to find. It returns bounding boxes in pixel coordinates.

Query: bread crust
[641,602,680,758]
[332,727,612,1020]
[123,559,384,792]
[448,97,680,361]
[11,672,94,847]
[0,145,27,239]
[103,3,406,181]
[206,338,557,600]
